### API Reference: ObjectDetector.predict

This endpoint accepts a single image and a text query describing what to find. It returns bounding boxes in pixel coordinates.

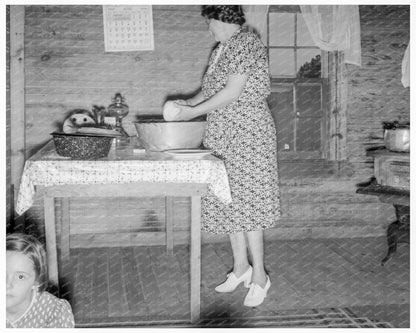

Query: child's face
[6,251,38,313]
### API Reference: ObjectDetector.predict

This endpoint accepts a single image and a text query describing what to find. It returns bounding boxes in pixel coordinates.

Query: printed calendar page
[103,5,154,52]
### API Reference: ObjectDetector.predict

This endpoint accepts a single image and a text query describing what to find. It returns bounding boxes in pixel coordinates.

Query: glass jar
[106,93,129,137]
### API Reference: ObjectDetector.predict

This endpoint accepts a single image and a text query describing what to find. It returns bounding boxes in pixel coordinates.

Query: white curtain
[300,5,361,66]
[243,5,269,45]
[401,42,410,88]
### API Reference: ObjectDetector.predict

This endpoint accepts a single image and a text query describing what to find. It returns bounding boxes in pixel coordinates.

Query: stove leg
[381,204,409,266]
[381,220,399,266]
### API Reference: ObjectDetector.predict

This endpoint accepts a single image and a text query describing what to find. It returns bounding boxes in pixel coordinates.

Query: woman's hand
[174,99,188,106]
[172,103,195,121]
[163,100,195,121]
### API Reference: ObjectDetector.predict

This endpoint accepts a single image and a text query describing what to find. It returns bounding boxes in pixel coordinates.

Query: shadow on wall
[7,214,44,244]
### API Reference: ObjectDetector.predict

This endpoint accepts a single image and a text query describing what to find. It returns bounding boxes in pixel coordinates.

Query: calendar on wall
[103,5,154,52]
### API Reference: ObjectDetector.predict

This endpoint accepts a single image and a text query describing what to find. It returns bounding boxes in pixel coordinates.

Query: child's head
[6,233,48,310]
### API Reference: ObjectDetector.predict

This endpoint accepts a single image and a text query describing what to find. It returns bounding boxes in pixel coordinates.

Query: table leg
[59,198,71,298]
[60,198,71,266]
[165,197,174,254]
[44,196,59,287]
[190,196,201,323]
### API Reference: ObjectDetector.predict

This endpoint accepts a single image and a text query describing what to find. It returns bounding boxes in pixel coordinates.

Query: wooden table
[16,140,231,323]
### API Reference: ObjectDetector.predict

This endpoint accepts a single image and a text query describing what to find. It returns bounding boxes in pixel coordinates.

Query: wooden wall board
[346,5,410,176]
[23,5,214,156]
[6,5,13,226]
[24,184,395,244]
[10,6,26,198]
[12,5,409,239]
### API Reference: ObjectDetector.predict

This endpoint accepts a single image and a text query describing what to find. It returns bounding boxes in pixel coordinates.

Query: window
[267,6,328,159]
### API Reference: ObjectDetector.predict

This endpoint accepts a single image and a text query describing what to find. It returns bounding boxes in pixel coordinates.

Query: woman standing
[167,5,280,307]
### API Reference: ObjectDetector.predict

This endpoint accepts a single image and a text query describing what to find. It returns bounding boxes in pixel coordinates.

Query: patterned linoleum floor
[61,236,410,328]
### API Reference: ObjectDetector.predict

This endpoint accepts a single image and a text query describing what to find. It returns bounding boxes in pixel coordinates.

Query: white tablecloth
[15,141,232,215]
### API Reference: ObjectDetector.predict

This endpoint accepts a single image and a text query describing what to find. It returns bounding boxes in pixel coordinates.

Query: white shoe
[243,276,271,307]
[215,266,253,293]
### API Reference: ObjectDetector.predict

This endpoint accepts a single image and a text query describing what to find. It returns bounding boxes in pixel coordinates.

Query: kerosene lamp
[106,92,129,137]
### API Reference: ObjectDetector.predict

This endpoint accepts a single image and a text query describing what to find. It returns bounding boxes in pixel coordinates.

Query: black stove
[356,148,410,265]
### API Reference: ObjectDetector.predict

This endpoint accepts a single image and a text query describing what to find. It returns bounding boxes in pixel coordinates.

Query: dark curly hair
[201,5,246,25]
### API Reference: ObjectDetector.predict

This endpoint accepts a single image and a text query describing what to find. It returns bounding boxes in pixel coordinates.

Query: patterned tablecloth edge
[15,159,232,215]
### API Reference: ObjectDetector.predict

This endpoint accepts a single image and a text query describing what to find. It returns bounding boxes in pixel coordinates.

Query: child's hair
[6,233,49,292]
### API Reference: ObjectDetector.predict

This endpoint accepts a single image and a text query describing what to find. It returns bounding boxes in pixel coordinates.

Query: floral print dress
[6,291,75,328]
[201,28,281,234]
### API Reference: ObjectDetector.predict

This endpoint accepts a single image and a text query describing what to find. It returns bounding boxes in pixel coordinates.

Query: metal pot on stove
[383,125,410,153]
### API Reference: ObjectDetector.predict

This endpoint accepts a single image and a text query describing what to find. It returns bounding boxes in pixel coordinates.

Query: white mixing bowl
[134,118,207,151]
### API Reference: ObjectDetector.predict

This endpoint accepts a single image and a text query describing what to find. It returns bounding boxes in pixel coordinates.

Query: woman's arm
[176,73,247,120]
[186,91,205,106]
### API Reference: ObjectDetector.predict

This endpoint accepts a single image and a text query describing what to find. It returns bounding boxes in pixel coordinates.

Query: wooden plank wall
[10,6,26,202]
[346,6,410,177]
[24,5,211,155]
[19,5,409,242]
[6,6,12,228]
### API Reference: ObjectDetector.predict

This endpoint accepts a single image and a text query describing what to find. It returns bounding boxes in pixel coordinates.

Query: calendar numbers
[103,5,154,52]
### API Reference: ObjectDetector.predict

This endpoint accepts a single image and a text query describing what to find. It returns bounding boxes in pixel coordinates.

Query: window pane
[269,12,294,46]
[297,117,322,151]
[296,84,322,151]
[270,48,295,77]
[297,14,315,46]
[297,85,322,117]
[268,86,294,151]
[296,49,321,78]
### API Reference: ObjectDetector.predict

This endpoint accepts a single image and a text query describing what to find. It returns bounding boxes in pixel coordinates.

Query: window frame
[267,9,322,80]
[266,5,346,162]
